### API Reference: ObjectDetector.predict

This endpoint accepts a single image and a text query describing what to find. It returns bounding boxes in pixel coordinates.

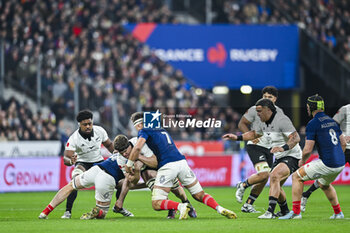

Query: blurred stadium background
[1,0,350,193]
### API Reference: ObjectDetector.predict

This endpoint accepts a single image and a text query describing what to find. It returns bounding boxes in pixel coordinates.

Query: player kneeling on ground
[38,153,141,220]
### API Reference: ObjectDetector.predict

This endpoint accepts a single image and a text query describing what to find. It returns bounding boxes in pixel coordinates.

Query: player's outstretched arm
[222,130,260,141]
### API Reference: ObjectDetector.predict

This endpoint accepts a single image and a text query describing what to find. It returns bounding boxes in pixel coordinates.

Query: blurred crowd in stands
[0,0,332,149]
[222,0,350,64]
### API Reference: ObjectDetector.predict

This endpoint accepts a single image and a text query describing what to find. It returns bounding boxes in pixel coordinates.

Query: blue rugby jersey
[306,112,345,168]
[95,155,125,184]
[138,128,185,169]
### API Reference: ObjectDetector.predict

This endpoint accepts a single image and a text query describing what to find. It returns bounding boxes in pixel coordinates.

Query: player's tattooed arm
[63,150,77,166]
[271,131,300,153]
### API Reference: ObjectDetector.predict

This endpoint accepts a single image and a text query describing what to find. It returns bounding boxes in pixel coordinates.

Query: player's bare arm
[271,131,300,153]
[339,134,347,152]
[63,150,76,166]
[127,161,142,184]
[238,116,251,133]
[103,138,114,154]
[222,130,261,141]
[138,154,158,168]
[300,139,315,167]
[126,137,146,174]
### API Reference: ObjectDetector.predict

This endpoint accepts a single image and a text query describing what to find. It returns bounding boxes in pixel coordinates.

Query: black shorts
[271,156,299,174]
[246,144,274,167]
[75,160,104,171]
[345,149,350,164]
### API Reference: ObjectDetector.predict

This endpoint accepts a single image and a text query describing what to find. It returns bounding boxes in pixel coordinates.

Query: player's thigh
[94,170,116,203]
[304,160,344,185]
[154,163,179,188]
[141,169,157,182]
[176,160,197,186]
[247,145,273,169]
[74,166,100,189]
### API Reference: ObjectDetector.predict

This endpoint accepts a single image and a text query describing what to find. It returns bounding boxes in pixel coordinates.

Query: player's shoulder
[129,137,138,145]
[68,129,79,140]
[93,125,107,135]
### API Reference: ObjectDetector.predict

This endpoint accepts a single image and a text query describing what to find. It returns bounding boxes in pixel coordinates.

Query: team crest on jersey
[144,110,162,129]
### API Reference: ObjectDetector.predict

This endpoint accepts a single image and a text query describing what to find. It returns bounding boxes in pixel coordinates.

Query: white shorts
[78,166,116,202]
[303,159,344,185]
[154,159,196,188]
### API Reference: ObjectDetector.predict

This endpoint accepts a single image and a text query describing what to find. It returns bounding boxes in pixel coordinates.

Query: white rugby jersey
[333,104,350,149]
[65,125,108,163]
[255,111,302,160]
[116,137,154,174]
[243,105,283,148]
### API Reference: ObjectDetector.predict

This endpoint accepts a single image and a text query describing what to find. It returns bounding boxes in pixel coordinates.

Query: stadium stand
[0,0,241,142]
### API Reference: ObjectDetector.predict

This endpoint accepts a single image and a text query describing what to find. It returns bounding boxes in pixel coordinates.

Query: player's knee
[151,200,162,211]
[192,190,205,202]
[257,171,269,180]
[269,172,280,183]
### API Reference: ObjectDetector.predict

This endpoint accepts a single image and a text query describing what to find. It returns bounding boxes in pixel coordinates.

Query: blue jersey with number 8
[306,112,345,168]
[138,128,185,169]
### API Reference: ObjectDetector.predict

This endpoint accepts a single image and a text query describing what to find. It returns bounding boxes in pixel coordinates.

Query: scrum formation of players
[39,86,350,220]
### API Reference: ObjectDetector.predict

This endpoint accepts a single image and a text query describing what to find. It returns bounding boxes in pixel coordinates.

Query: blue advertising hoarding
[124,24,299,89]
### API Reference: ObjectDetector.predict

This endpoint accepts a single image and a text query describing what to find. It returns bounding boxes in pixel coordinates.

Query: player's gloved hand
[222,134,238,141]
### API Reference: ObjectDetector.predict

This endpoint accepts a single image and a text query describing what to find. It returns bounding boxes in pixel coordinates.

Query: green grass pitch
[1,186,349,233]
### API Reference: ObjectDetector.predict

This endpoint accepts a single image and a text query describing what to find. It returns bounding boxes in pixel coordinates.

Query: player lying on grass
[112,134,197,219]
[125,112,236,220]
[38,152,142,220]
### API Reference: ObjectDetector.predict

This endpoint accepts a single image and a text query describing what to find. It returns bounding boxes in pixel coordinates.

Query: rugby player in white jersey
[300,103,350,212]
[112,135,197,219]
[60,110,117,218]
[223,98,302,219]
[236,86,288,215]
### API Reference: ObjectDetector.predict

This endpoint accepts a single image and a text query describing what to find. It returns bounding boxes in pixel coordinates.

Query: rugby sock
[243,179,251,189]
[246,193,258,205]
[66,190,78,213]
[302,181,319,198]
[43,204,54,215]
[116,188,121,200]
[202,194,219,210]
[267,196,278,213]
[292,201,301,215]
[278,200,289,214]
[160,200,180,210]
[332,204,341,214]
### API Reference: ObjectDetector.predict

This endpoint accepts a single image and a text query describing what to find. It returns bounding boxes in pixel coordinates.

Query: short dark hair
[255,98,276,113]
[262,86,278,98]
[307,94,324,112]
[76,110,93,122]
[113,134,130,151]
[130,112,144,124]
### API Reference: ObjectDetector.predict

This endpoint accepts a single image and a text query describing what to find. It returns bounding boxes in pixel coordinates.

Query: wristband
[237,135,243,141]
[126,160,135,168]
[282,144,290,151]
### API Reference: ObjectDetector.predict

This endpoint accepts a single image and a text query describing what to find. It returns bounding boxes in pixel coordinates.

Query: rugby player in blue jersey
[39,152,143,219]
[125,112,237,220]
[280,95,347,219]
